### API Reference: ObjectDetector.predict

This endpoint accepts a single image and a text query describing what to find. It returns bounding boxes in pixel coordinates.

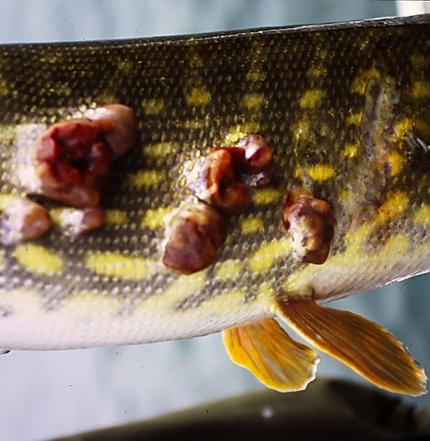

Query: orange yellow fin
[277,298,427,396]
[222,318,319,392]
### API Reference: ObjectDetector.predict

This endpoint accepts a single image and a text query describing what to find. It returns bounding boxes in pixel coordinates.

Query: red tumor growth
[35,104,136,208]
[37,119,112,207]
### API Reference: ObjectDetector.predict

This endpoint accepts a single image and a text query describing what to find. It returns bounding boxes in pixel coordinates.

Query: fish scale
[0,14,429,395]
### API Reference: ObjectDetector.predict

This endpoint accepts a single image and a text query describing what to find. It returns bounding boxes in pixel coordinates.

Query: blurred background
[0,1,429,440]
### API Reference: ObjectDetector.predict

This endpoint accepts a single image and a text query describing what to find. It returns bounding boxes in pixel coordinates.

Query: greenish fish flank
[0,14,429,396]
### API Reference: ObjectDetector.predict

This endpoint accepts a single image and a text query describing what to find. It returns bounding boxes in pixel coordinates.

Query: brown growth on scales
[164,134,275,274]
[283,191,334,265]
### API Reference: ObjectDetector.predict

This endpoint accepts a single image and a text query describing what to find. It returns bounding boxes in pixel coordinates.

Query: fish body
[0,14,429,394]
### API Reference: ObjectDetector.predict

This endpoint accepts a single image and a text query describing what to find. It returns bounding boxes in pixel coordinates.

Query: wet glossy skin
[0,15,429,350]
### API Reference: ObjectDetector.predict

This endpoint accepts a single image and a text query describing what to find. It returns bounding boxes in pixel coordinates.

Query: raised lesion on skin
[283,188,334,265]
[17,104,136,205]
[4,104,137,242]
[0,195,52,245]
[163,134,275,275]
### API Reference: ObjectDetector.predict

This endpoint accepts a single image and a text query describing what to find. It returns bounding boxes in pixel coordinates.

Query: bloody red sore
[35,105,136,208]
[36,118,113,207]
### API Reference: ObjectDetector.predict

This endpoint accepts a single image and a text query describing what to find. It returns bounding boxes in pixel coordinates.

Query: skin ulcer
[36,118,114,207]
[34,104,137,208]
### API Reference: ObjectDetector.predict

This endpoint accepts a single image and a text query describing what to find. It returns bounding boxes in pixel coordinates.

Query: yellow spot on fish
[414,203,430,227]
[14,244,64,276]
[216,259,243,280]
[248,237,293,273]
[241,93,266,110]
[240,216,264,234]
[351,69,375,95]
[204,288,246,313]
[141,272,206,311]
[143,98,165,116]
[386,151,404,176]
[411,82,430,99]
[144,142,180,157]
[380,233,410,257]
[224,123,261,144]
[343,143,359,158]
[299,89,325,108]
[393,118,413,138]
[375,191,409,224]
[105,210,128,226]
[141,207,172,230]
[258,281,275,300]
[186,86,211,106]
[347,112,362,126]
[308,164,335,182]
[293,120,311,141]
[85,252,156,280]
[128,170,166,187]
[252,188,283,205]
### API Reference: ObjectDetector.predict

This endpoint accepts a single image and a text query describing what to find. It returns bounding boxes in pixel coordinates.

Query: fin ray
[277,298,427,396]
[222,318,319,392]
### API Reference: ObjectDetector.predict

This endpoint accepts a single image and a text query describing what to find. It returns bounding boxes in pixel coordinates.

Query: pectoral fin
[222,318,319,392]
[277,298,427,396]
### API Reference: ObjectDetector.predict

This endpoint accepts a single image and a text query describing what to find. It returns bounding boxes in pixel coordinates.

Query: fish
[0,14,429,396]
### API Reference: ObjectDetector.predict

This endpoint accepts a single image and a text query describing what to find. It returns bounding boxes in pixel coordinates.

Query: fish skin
[0,13,428,362]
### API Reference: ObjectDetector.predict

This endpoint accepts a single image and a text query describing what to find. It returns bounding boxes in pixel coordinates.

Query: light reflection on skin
[2,3,430,441]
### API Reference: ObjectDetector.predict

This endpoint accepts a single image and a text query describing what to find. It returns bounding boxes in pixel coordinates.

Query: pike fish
[0,14,429,396]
